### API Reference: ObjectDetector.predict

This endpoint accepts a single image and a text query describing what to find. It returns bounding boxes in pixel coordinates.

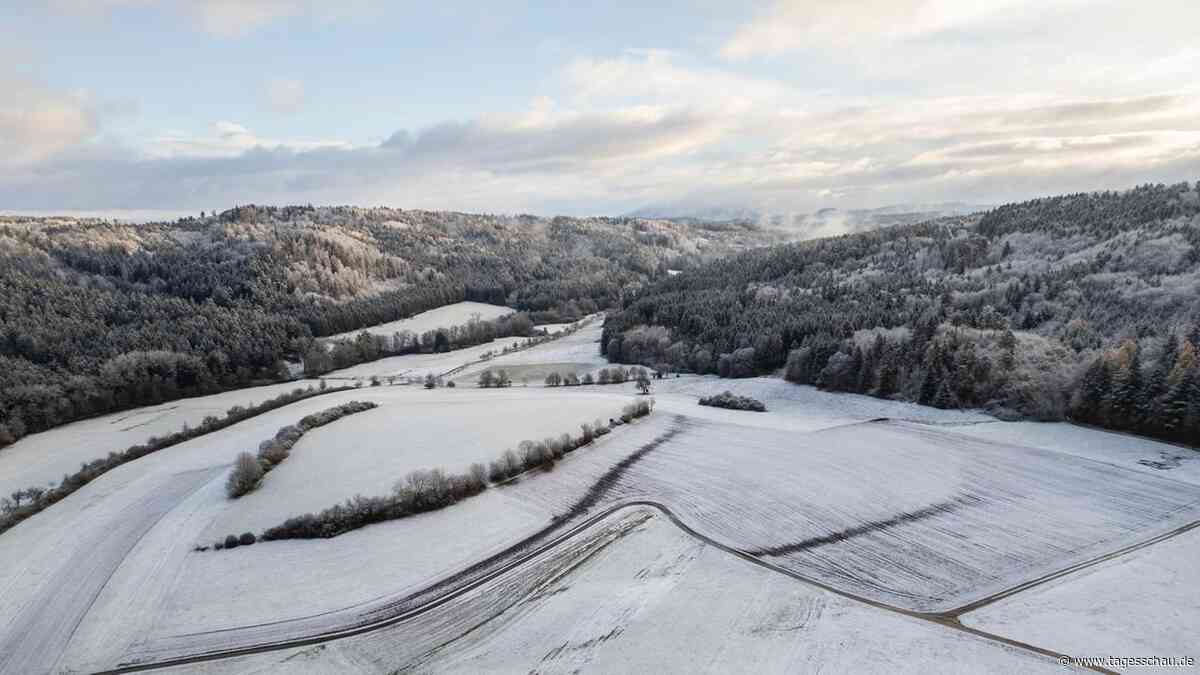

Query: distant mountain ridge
[627,202,991,239]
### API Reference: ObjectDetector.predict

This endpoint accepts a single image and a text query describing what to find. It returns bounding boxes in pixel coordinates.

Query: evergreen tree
[1073,357,1110,424]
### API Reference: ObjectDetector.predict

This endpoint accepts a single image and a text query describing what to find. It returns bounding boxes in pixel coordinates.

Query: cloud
[0,99,729,212]
[0,76,97,165]
[188,0,303,37]
[562,49,789,110]
[50,0,379,37]
[719,0,1200,101]
[144,120,350,158]
[4,21,1199,218]
[385,105,723,172]
[263,78,306,114]
[721,0,1037,59]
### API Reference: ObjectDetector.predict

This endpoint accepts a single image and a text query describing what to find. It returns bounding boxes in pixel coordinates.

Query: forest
[0,206,767,448]
[602,182,1200,445]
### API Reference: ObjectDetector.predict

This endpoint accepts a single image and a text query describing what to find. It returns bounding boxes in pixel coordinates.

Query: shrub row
[698,391,767,412]
[226,400,378,498]
[0,383,355,537]
[217,398,654,545]
[545,366,649,387]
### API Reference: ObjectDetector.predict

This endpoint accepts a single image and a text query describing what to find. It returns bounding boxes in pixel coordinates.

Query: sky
[2,0,1199,218]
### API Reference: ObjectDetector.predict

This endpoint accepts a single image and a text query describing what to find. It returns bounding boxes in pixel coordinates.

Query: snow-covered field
[961,525,1200,668]
[327,315,605,384]
[166,510,1078,675]
[944,420,1200,485]
[1,323,1198,674]
[320,338,516,381]
[0,380,317,499]
[488,409,1200,613]
[206,389,621,535]
[453,318,608,384]
[322,301,512,342]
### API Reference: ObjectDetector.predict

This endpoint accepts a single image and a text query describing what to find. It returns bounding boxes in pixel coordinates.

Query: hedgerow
[0,384,355,537]
[226,400,378,498]
[219,398,655,544]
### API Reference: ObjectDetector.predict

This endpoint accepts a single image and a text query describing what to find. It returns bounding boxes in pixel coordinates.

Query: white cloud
[144,120,351,158]
[0,77,97,165]
[189,0,302,37]
[263,78,306,114]
[562,49,789,110]
[719,0,1200,100]
[721,0,1044,59]
[50,0,379,37]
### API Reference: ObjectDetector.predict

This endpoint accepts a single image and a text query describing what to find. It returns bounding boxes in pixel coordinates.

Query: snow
[205,388,622,535]
[322,301,512,342]
[962,526,1200,672]
[637,375,993,426]
[320,338,520,381]
[0,380,318,499]
[487,410,1200,613]
[455,318,608,377]
[157,510,1077,675]
[2,331,1198,673]
[943,420,1200,486]
[0,381,649,672]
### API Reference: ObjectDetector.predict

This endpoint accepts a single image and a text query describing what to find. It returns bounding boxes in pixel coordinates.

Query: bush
[224,534,240,549]
[488,459,508,482]
[469,462,488,486]
[258,440,290,465]
[239,532,256,546]
[594,418,611,436]
[226,452,264,498]
[503,449,521,476]
[698,391,767,412]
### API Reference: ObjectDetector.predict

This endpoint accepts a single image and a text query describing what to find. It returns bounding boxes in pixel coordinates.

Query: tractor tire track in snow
[95,410,1127,675]
[942,515,1200,617]
[98,499,1117,675]
[106,417,690,672]
[744,493,985,556]
[0,467,221,675]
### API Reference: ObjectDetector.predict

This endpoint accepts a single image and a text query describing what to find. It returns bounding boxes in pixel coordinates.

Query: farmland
[0,314,1197,674]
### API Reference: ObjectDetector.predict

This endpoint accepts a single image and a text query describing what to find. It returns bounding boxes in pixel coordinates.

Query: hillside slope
[0,206,773,447]
[603,182,1200,443]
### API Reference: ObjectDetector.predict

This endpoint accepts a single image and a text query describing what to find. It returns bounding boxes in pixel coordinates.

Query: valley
[1,308,1196,674]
